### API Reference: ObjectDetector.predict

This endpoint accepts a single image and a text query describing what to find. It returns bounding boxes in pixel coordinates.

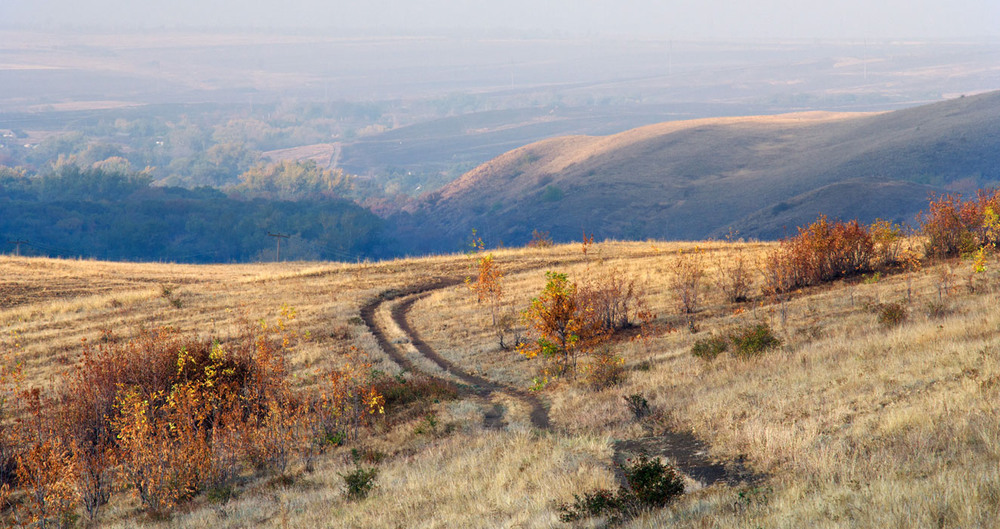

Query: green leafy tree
[234,160,350,200]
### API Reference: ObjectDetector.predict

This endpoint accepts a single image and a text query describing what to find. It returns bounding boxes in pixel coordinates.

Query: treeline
[0,163,387,262]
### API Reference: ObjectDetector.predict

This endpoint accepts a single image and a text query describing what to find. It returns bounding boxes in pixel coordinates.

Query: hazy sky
[2,0,998,39]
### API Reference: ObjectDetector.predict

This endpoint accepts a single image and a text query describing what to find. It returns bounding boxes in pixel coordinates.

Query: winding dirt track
[359,278,550,430]
[359,275,754,486]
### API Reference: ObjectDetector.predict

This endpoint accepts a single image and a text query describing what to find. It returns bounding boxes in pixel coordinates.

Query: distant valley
[2,32,999,261]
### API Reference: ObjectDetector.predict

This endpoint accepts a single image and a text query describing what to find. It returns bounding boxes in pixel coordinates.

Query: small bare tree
[716,244,754,303]
[670,248,705,316]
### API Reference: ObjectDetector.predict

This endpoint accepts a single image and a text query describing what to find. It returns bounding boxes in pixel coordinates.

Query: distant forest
[0,163,386,263]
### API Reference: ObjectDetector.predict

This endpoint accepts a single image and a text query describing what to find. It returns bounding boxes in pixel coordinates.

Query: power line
[25,241,85,257]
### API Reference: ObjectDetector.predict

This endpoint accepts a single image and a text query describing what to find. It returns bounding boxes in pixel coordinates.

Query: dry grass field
[2,237,999,527]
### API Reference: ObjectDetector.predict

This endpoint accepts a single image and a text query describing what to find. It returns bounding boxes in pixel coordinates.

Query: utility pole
[7,239,27,256]
[267,232,290,262]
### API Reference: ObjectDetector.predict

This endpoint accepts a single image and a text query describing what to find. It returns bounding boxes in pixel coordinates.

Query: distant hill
[397,91,1000,251]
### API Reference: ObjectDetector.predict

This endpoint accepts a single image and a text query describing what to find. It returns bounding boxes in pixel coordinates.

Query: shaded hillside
[399,91,1000,250]
[727,180,939,240]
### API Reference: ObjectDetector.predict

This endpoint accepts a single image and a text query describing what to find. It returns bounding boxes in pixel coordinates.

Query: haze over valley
[1,24,998,260]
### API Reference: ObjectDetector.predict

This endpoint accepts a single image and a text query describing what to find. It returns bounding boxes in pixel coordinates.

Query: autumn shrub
[584,349,627,390]
[70,431,114,525]
[921,188,1000,258]
[0,347,23,492]
[70,319,303,513]
[521,268,648,381]
[467,253,518,349]
[730,323,781,359]
[318,351,386,444]
[240,397,307,476]
[795,216,874,284]
[526,229,554,248]
[762,216,884,294]
[875,302,908,328]
[558,455,684,525]
[578,264,647,332]
[12,392,79,529]
[691,335,729,361]
[3,307,385,524]
[61,327,200,450]
[921,193,975,258]
[111,383,213,513]
[520,272,606,376]
[759,245,796,296]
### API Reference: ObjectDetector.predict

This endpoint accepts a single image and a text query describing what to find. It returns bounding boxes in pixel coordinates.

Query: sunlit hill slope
[400,90,1000,250]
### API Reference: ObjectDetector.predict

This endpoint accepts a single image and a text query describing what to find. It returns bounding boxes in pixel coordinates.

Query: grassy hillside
[402,91,1000,251]
[2,235,999,527]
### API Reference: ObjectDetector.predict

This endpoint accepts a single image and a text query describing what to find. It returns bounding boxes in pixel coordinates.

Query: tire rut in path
[359,277,754,487]
[359,279,550,430]
[393,292,551,430]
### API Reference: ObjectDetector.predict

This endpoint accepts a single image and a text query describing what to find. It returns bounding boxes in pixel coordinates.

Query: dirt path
[359,278,550,430]
[393,291,551,429]
[359,276,754,487]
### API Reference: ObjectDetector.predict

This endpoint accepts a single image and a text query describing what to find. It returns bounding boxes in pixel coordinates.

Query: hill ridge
[401,91,1000,251]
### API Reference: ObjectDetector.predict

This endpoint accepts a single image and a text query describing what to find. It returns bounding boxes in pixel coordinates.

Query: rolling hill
[4,236,1000,527]
[399,90,1000,250]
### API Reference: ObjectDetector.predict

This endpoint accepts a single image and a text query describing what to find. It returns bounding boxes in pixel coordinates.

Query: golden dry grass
[2,239,999,527]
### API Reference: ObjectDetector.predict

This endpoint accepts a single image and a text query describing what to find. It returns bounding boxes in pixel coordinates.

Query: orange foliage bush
[13,390,78,528]
[520,264,651,379]
[583,349,626,390]
[921,189,1000,258]
[761,216,895,294]
[0,307,385,525]
[319,349,386,444]
[111,382,214,513]
[519,272,606,376]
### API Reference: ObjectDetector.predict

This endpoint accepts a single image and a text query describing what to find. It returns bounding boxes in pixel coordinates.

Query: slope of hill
[400,91,1000,250]
[4,238,1000,528]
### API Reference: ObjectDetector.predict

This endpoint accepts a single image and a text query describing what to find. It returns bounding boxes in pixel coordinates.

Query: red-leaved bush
[762,216,902,294]
[921,188,1000,258]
